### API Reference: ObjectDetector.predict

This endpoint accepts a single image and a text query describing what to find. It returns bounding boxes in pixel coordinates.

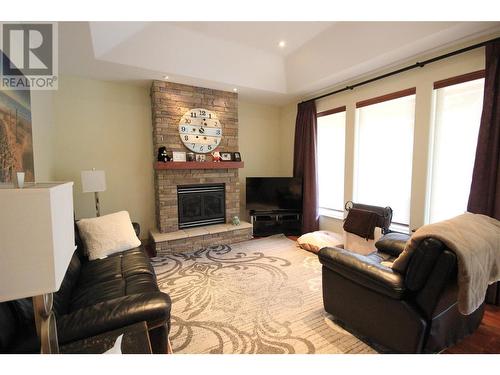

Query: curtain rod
[302,36,500,104]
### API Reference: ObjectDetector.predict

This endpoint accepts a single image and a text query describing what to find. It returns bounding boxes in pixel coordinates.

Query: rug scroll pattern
[152,235,376,354]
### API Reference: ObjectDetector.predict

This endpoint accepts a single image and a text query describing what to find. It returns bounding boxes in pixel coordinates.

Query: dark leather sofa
[0,223,171,354]
[318,232,484,353]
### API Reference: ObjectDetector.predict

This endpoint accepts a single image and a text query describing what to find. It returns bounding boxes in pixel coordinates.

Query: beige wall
[38,77,285,235]
[52,76,155,238]
[31,91,56,182]
[238,101,285,220]
[279,43,492,233]
[278,102,297,177]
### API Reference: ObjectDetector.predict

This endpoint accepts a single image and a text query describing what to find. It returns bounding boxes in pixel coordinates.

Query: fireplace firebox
[177,184,226,229]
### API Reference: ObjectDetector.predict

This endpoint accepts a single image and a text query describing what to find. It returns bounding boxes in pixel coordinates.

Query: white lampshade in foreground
[0,182,75,302]
[81,170,106,193]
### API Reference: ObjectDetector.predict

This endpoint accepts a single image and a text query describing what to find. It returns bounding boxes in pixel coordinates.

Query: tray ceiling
[59,21,500,104]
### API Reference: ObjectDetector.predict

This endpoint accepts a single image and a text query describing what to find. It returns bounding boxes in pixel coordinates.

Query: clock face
[179,108,222,153]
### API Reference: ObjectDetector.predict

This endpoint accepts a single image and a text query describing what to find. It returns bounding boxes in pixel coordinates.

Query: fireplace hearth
[177,184,226,229]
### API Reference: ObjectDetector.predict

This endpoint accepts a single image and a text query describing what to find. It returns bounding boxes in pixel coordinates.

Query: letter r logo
[2,24,53,75]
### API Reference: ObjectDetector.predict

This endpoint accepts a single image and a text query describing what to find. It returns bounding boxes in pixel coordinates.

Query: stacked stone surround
[150,81,252,252]
[151,222,253,254]
[151,80,238,154]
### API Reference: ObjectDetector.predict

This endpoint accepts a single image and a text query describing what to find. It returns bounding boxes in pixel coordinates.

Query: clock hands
[180,109,221,153]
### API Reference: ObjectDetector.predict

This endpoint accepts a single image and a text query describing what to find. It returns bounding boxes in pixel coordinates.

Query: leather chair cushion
[58,292,171,346]
[375,232,410,257]
[0,303,17,353]
[405,238,445,292]
[319,247,405,299]
[70,273,159,311]
[53,252,82,316]
[70,249,158,311]
[77,248,154,289]
[9,298,36,332]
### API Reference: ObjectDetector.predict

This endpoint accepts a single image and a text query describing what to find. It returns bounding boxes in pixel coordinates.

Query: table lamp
[81,169,106,217]
[0,182,75,354]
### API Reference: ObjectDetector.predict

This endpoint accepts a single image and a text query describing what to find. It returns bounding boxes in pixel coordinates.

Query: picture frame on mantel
[172,151,186,162]
[220,152,232,161]
[232,152,242,162]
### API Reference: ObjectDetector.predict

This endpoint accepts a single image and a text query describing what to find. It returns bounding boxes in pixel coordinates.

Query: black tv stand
[249,210,302,237]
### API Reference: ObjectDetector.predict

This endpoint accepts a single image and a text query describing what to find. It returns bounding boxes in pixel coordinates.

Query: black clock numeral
[184,135,189,141]
[216,129,221,135]
[200,146,204,151]
[192,143,196,148]
[181,126,186,132]
[199,110,206,116]
[208,113,212,119]
[184,118,191,124]
[214,122,218,126]
[190,112,197,118]
[208,145,212,150]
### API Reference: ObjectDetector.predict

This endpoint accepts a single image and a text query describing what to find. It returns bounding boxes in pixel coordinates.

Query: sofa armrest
[375,232,410,257]
[57,292,171,345]
[318,247,406,299]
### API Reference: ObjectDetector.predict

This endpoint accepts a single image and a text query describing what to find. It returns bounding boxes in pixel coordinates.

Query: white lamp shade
[81,170,106,193]
[0,182,75,302]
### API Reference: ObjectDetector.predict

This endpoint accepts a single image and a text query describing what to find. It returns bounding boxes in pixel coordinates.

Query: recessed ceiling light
[163,75,169,80]
[233,88,238,92]
[278,40,286,48]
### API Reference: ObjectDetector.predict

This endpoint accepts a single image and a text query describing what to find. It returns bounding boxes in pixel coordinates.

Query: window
[428,73,484,223]
[317,107,346,215]
[354,89,416,226]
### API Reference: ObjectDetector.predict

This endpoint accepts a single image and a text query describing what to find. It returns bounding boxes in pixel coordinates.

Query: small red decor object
[211,151,221,162]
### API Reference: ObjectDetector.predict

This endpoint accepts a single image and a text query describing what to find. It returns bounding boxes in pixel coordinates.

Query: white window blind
[354,92,416,225]
[317,110,346,213]
[428,78,484,223]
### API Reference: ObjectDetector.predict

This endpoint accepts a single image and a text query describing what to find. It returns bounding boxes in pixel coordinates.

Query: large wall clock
[178,108,222,153]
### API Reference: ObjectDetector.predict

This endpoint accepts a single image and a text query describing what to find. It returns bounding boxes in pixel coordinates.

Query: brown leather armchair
[318,232,484,353]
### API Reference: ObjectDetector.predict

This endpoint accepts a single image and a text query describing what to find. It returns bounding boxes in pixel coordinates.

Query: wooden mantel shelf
[155,161,244,170]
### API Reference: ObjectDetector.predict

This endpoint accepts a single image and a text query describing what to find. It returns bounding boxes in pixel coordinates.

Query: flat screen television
[246,177,303,213]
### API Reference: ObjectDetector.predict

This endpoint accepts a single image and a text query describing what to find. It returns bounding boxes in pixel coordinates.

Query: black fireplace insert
[177,184,226,229]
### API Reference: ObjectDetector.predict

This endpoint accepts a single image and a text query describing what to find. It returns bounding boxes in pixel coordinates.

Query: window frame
[433,69,485,89]
[425,70,485,224]
[354,87,417,228]
[316,106,347,218]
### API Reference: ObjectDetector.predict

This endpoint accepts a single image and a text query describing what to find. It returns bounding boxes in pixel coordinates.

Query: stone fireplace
[150,81,252,253]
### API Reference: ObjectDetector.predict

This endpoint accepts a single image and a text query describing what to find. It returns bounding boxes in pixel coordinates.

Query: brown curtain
[467,40,500,220]
[467,40,500,305]
[293,101,319,234]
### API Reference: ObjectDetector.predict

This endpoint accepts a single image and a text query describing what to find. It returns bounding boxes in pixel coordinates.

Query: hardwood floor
[444,305,500,354]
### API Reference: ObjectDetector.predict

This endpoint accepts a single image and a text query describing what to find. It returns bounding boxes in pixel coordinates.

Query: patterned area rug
[151,234,377,354]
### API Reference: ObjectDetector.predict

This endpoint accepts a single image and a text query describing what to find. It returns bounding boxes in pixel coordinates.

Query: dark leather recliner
[0,223,171,354]
[318,232,484,353]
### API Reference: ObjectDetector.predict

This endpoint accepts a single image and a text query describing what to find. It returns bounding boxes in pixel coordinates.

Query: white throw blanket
[392,213,500,315]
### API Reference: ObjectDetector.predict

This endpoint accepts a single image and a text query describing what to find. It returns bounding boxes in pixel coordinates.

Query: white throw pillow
[297,231,344,253]
[77,211,141,261]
